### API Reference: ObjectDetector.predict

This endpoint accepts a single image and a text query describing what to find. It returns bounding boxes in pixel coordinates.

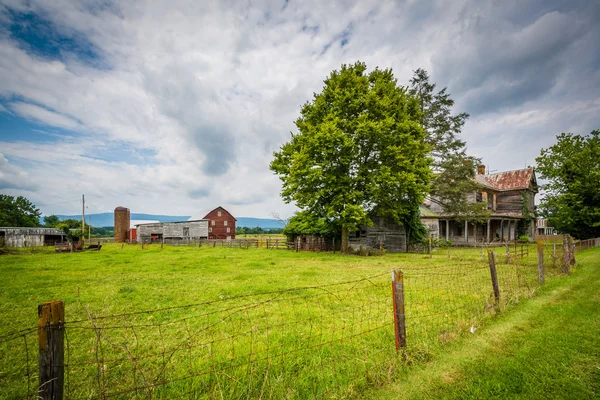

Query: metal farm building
[0,227,65,248]
[135,220,209,243]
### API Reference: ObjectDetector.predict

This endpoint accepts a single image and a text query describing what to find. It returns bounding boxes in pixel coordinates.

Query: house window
[218,211,222,217]
[183,227,189,237]
[476,192,483,202]
[209,227,212,233]
[226,227,230,233]
[224,220,228,227]
[211,220,215,226]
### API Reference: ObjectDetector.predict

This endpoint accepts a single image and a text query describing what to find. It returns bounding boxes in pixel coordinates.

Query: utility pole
[82,194,85,244]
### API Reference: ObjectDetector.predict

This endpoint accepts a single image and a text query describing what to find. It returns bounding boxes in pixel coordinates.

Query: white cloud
[9,102,83,130]
[0,0,598,218]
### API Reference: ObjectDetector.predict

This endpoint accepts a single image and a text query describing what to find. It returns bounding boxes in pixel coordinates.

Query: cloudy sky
[0,0,598,219]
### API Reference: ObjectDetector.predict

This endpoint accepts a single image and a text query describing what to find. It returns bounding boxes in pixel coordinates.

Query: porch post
[507,221,511,241]
[487,219,491,243]
[501,220,504,242]
[446,220,449,241]
[464,220,468,243]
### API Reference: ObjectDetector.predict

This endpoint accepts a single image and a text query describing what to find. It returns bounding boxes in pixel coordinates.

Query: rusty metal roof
[479,168,536,191]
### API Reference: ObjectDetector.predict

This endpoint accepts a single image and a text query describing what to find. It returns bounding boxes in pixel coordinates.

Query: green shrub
[518,235,530,243]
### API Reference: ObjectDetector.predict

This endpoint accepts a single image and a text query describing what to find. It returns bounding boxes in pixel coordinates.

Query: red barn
[203,206,236,239]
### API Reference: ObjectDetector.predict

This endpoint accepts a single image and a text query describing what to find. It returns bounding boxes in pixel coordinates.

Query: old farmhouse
[348,166,537,252]
[428,166,538,244]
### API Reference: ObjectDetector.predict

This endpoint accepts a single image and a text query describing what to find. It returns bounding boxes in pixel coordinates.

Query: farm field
[0,242,575,399]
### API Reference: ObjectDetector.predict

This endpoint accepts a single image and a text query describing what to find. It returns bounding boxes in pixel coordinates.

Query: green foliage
[236,226,284,235]
[433,238,452,247]
[518,235,530,244]
[410,69,490,221]
[282,211,338,240]
[91,226,114,237]
[535,130,600,239]
[271,62,432,249]
[43,215,60,227]
[0,195,41,227]
[409,69,469,164]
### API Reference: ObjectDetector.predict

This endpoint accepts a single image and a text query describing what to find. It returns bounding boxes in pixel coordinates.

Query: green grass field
[368,247,600,399]
[0,242,583,399]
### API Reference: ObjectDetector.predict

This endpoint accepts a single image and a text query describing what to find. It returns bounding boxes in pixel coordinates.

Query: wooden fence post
[487,250,500,305]
[552,243,556,268]
[563,235,570,275]
[38,300,64,400]
[537,241,544,285]
[391,269,407,349]
[506,243,510,264]
[569,236,576,266]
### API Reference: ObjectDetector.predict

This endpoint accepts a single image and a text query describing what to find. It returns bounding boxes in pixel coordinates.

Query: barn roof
[190,206,237,221]
[477,168,537,192]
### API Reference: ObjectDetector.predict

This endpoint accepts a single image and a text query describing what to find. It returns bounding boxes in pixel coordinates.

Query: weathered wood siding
[136,220,208,242]
[495,190,523,214]
[0,228,65,247]
[349,216,407,253]
[421,218,439,239]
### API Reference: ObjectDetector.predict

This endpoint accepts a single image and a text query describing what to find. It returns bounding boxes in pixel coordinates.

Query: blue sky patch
[7,8,103,66]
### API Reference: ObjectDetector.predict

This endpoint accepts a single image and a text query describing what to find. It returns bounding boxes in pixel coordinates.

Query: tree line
[236,226,284,235]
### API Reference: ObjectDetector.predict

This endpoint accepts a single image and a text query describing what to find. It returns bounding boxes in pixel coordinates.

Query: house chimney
[477,165,486,175]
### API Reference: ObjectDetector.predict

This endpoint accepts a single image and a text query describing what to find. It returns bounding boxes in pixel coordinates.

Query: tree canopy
[0,195,41,227]
[409,69,489,221]
[43,215,60,227]
[271,62,432,251]
[535,130,600,239]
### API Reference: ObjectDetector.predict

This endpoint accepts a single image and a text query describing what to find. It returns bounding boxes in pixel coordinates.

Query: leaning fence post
[487,250,500,305]
[537,241,544,285]
[391,269,407,349]
[38,300,65,400]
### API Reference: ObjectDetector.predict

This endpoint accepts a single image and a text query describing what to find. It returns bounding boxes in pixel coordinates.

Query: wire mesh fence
[1,237,598,399]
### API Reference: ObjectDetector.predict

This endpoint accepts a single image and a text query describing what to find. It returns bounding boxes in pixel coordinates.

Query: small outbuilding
[0,227,66,248]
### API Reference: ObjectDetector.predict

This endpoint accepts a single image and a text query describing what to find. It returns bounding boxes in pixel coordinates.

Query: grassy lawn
[0,242,583,399]
[368,247,600,399]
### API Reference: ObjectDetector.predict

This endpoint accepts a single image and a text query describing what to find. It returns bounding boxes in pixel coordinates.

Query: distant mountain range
[43,213,285,229]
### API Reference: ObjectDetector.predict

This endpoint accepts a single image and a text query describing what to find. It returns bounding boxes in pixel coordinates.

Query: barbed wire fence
[1,237,598,399]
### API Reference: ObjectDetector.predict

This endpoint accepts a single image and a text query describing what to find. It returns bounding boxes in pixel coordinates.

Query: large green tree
[409,69,490,220]
[43,214,60,227]
[271,62,432,252]
[535,130,600,239]
[0,195,41,227]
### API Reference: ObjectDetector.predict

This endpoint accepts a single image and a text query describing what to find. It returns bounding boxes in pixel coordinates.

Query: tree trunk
[341,227,349,253]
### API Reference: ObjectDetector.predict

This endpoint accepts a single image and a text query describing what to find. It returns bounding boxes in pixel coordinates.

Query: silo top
[114,206,129,211]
